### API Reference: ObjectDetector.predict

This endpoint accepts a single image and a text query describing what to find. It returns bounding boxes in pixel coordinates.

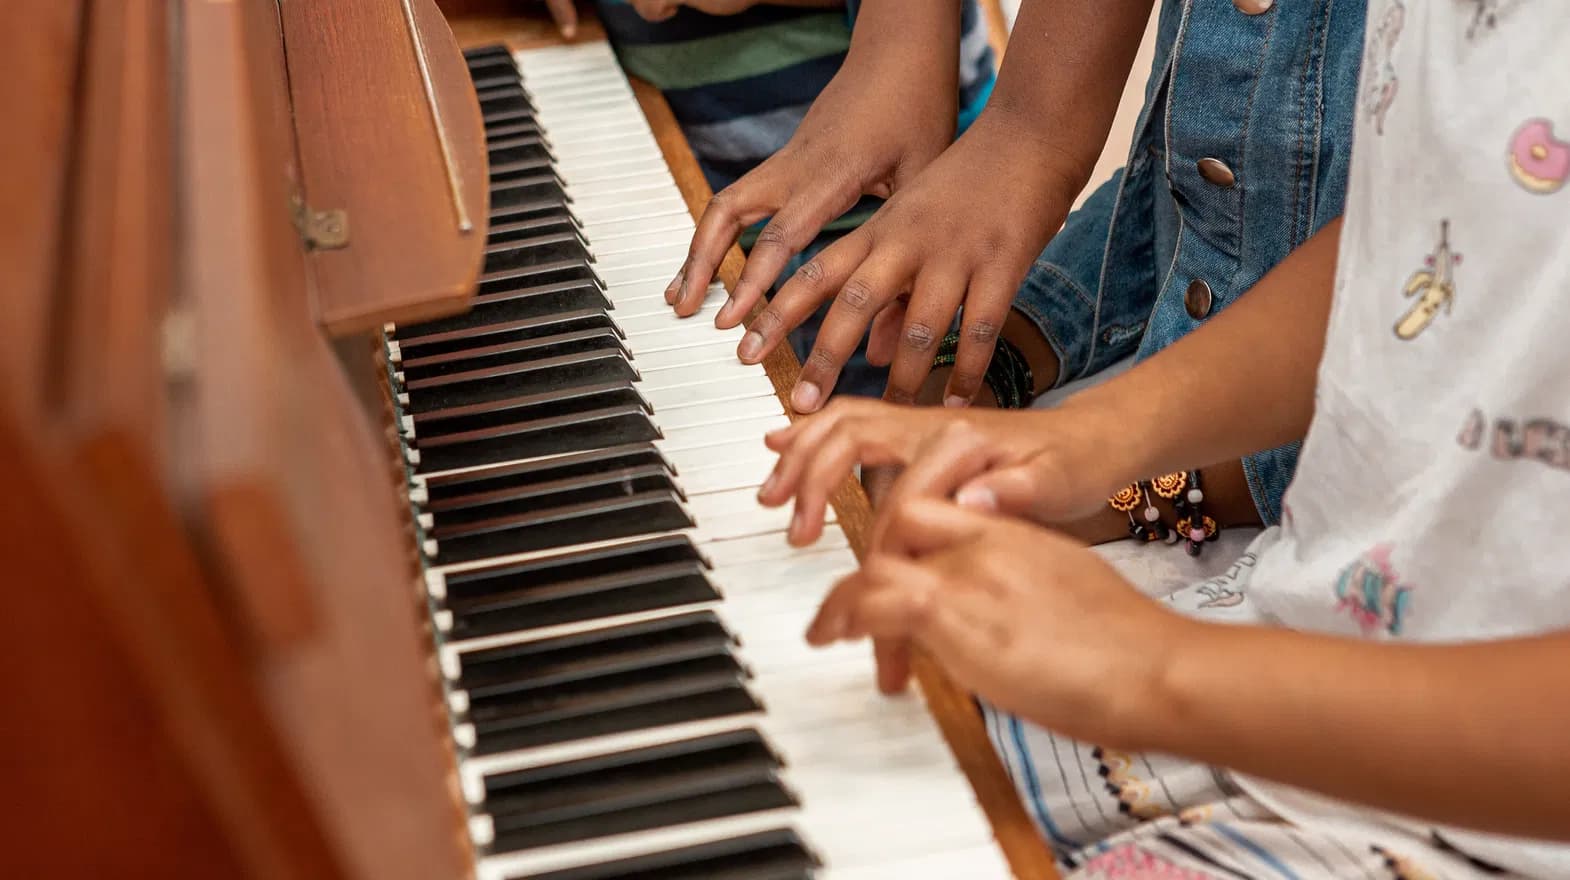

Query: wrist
[966,104,1091,209]
[1001,307,1061,395]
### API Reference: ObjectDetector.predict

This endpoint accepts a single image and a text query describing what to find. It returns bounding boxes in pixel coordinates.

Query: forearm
[1063,218,1341,492]
[979,0,1155,196]
[1139,619,1570,841]
[838,0,960,79]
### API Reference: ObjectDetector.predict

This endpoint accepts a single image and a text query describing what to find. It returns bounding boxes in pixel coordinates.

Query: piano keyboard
[382,41,1008,880]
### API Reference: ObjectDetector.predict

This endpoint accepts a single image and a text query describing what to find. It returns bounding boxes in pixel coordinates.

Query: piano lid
[271,0,488,336]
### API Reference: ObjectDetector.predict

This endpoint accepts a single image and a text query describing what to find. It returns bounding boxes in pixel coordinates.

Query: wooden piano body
[0,1,1054,877]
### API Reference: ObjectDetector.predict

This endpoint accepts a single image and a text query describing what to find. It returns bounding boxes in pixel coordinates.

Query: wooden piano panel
[434,5,1060,878]
[277,0,489,336]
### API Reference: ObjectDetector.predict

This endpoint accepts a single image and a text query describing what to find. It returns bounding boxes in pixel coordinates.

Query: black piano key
[495,782,794,855]
[491,173,572,214]
[424,444,677,506]
[490,154,557,179]
[488,210,583,244]
[485,730,791,852]
[463,43,513,61]
[485,118,547,142]
[488,132,555,158]
[447,560,718,640]
[401,349,638,413]
[479,261,604,296]
[459,612,737,697]
[482,105,537,129]
[395,309,616,359]
[413,403,660,475]
[427,461,677,526]
[478,84,534,107]
[514,830,820,880]
[430,465,680,531]
[483,232,592,274]
[398,280,610,337]
[440,531,702,599]
[469,658,758,755]
[471,70,523,91]
[411,381,646,436]
[400,328,626,382]
[427,487,690,564]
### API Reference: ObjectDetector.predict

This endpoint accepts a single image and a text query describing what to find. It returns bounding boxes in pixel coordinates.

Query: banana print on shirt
[1395,220,1461,340]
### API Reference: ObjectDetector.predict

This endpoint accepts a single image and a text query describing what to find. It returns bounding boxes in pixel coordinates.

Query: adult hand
[807,499,1189,747]
[666,4,963,335]
[736,109,1082,412]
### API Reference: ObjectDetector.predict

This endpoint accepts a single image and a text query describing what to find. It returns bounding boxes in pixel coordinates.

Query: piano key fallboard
[381,42,1012,880]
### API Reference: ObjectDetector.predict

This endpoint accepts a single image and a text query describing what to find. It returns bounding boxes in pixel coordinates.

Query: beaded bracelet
[931,332,1035,409]
[1109,470,1221,556]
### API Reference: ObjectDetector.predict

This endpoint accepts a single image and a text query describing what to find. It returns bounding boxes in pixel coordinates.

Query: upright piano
[1,1,1056,878]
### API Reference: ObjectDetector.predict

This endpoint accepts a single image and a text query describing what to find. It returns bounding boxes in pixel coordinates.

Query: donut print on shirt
[1509,118,1570,194]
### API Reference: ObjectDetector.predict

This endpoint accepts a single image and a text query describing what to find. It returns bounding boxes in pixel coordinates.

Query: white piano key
[657,413,791,449]
[635,339,747,372]
[596,258,685,287]
[588,226,696,257]
[581,210,694,240]
[574,194,690,227]
[825,846,1015,880]
[652,395,783,432]
[642,373,777,410]
[616,297,726,333]
[700,527,851,567]
[637,358,776,394]
[679,457,777,495]
[613,283,725,312]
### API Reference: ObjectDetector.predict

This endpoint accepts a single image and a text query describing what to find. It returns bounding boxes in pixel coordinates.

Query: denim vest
[1012,0,1367,524]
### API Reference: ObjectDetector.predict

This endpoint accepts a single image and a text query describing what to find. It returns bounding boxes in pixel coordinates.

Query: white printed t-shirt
[1181,2,1570,875]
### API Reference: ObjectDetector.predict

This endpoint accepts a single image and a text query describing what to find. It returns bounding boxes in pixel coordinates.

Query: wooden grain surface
[280,0,486,335]
[440,7,1060,878]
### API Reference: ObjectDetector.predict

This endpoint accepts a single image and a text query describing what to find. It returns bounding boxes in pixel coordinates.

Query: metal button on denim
[1234,0,1274,13]
[1185,279,1214,319]
[1197,157,1236,187]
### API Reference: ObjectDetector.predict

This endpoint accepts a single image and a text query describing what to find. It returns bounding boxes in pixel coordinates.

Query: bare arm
[1150,617,1570,841]
[961,217,1341,515]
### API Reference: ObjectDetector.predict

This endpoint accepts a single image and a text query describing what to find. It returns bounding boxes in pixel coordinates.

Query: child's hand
[667,8,962,336]
[807,498,1186,747]
[737,110,1084,411]
[758,397,1118,547]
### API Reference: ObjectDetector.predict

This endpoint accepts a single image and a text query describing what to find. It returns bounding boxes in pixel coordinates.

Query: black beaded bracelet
[932,332,1035,409]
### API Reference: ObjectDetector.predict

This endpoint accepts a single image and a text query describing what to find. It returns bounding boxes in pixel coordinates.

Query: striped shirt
[596,0,997,245]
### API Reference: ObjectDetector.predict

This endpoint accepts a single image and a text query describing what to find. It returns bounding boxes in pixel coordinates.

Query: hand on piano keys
[382,42,1015,880]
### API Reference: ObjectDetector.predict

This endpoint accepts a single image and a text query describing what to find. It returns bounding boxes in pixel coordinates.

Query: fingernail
[944,395,969,409]
[716,298,737,326]
[789,506,806,540]
[665,270,685,304]
[956,485,998,511]
[792,382,822,412]
[738,331,764,363]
